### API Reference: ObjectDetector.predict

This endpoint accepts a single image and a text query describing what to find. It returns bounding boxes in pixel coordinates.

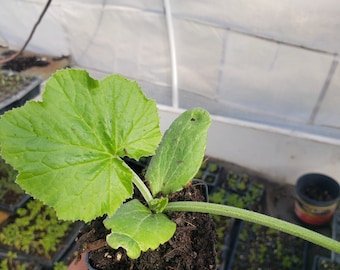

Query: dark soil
[1,50,49,72]
[78,182,216,270]
[302,184,334,202]
[2,189,22,205]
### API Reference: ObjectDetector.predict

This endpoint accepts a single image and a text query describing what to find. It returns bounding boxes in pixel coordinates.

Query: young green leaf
[0,69,162,221]
[149,197,169,213]
[146,108,211,196]
[104,199,176,259]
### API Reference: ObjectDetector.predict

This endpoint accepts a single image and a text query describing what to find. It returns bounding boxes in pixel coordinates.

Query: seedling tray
[208,188,239,270]
[220,170,265,211]
[226,220,307,270]
[0,194,30,213]
[0,251,42,270]
[0,221,83,268]
[0,199,84,268]
[195,160,224,191]
[214,217,239,270]
[0,70,41,114]
[332,211,340,264]
[313,256,340,270]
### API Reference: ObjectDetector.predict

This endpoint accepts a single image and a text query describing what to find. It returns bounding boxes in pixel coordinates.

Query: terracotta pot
[294,173,340,226]
[68,253,88,270]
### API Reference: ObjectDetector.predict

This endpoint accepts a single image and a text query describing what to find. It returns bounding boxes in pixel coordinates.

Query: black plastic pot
[295,173,340,226]
[123,156,151,177]
[85,252,96,270]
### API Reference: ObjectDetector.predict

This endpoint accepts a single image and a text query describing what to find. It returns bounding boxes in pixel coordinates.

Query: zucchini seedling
[0,69,339,259]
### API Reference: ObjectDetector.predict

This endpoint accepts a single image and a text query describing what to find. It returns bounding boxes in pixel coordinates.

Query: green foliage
[234,222,305,269]
[104,199,176,259]
[208,163,218,173]
[0,69,210,257]
[0,69,162,222]
[0,71,34,96]
[53,261,68,270]
[0,200,72,259]
[146,108,211,196]
[0,156,24,201]
[0,68,339,261]
[0,251,31,270]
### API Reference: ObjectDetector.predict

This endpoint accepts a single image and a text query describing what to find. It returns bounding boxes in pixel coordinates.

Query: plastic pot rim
[296,173,340,207]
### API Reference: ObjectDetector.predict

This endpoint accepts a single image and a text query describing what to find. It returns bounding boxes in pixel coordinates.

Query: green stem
[132,173,153,204]
[165,201,340,254]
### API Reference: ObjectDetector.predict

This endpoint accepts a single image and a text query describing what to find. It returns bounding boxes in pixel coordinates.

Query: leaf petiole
[131,172,153,204]
[164,201,340,254]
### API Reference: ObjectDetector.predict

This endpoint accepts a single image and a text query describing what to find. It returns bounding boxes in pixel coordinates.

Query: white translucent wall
[1,0,340,184]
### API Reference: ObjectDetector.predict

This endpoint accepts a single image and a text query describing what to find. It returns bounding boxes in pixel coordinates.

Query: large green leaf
[146,108,211,196]
[0,69,161,221]
[104,199,176,259]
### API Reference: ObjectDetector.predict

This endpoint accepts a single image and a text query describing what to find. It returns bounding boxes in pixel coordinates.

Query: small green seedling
[0,69,339,259]
[0,251,29,270]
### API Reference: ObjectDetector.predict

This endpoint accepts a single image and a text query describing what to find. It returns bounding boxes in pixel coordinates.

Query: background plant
[0,200,73,259]
[0,156,24,201]
[0,251,32,270]
[0,71,33,99]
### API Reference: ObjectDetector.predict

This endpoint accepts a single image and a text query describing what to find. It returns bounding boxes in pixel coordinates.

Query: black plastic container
[208,170,265,269]
[195,160,224,192]
[0,199,84,269]
[0,252,42,270]
[0,221,83,268]
[313,256,340,270]
[226,220,307,270]
[295,173,340,226]
[0,194,30,214]
[332,211,340,264]
[219,170,265,211]
[123,156,151,177]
